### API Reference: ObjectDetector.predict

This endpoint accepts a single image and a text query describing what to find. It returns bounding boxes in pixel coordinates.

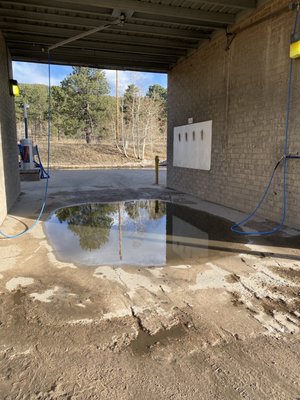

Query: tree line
[15,67,167,160]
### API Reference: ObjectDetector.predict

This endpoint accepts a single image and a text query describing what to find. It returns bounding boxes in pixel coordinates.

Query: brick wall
[167,0,300,229]
[0,32,20,224]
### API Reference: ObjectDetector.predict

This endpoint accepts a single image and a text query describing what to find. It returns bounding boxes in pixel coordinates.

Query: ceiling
[0,0,257,73]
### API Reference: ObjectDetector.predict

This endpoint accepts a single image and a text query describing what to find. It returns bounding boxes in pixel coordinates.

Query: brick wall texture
[0,32,20,224]
[167,0,300,229]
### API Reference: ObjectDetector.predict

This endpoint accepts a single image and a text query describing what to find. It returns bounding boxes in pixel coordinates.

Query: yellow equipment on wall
[290,32,300,58]
[290,40,300,58]
[9,79,20,96]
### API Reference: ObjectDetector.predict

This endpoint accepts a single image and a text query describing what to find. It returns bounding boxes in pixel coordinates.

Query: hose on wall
[231,6,300,236]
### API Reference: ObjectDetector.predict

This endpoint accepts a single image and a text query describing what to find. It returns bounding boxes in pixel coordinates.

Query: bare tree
[114,83,167,160]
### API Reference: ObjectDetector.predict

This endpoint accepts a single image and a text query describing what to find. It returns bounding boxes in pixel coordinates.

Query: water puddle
[45,200,247,267]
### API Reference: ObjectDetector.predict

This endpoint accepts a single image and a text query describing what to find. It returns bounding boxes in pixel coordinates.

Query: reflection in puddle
[45,200,244,267]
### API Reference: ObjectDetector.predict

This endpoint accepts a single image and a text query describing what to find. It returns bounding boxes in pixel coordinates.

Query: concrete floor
[0,169,300,399]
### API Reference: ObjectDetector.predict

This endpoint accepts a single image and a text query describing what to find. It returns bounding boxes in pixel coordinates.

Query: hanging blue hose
[35,145,50,179]
[0,52,52,239]
[231,7,299,236]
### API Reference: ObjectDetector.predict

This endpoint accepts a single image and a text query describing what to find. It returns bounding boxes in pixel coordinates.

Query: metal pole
[155,155,159,184]
[118,202,123,261]
[23,103,29,139]
[48,19,120,52]
[116,69,119,144]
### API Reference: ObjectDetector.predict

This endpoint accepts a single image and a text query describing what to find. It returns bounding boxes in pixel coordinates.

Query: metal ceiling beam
[29,0,236,24]
[11,50,170,73]
[4,33,187,57]
[0,1,225,30]
[0,10,211,40]
[12,46,172,63]
[0,0,110,14]
[7,42,179,63]
[132,13,225,30]
[0,0,258,73]
[110,23,210,40]
[0,9,111,29]
[186,0,256,9]
[0,22,198,49]
[2,0,254,13]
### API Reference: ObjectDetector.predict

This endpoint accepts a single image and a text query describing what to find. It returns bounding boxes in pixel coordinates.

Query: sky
[12,61,167,96]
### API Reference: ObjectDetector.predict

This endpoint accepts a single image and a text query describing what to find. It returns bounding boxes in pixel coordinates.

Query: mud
[273,266,300,284]
[129,323,186,355]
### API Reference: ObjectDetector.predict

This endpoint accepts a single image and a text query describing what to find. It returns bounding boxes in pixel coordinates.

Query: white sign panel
[173,120,212,170]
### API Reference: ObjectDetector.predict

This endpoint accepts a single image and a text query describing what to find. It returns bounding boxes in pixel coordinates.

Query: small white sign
[173,120,212,171]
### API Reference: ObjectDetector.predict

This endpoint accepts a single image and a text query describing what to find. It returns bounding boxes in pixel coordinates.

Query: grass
[37,139,166,169]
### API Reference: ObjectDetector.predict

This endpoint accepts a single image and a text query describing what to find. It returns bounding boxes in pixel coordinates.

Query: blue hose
[231,7,299,236]
[0,52,52,239]
[35,145,50,179]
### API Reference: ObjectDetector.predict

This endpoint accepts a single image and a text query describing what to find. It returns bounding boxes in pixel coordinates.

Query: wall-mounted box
[173,120,212,170]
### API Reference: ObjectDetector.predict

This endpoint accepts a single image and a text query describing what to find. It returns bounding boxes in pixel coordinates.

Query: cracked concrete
[0,169,299,399]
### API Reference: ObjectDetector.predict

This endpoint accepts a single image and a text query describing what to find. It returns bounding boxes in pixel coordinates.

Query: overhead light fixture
[9,79,20,97]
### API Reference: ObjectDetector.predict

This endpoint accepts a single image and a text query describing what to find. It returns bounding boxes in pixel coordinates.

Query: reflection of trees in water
[124,200,166,231]
[56,204,117,251]
[147,200,166,220]
[55,201,166,251]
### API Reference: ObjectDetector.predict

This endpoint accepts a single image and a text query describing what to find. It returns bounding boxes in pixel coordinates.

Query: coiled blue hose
[0,52,51,239]
[231,7,299,236]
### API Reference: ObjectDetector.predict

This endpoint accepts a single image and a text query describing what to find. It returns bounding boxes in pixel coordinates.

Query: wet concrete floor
[0,169,300,399]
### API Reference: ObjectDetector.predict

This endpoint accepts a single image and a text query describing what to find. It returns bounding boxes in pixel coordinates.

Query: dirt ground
[0,170,299,400]
[38,141,166,169]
